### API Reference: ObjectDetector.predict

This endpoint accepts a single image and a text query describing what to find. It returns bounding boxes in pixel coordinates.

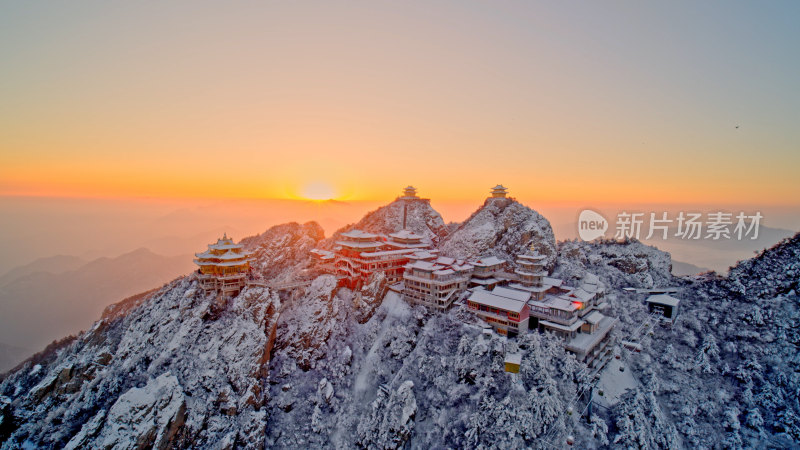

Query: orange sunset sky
[1,2,799,206]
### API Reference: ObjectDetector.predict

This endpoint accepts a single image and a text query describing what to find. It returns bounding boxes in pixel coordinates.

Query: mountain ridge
[1,199,798,448]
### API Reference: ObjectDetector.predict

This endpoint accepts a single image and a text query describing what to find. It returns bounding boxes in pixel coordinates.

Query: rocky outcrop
[242,221,326,285]
[271,275,340,372]
[554,238,674,289]
[327,198,447,244]
[357,380,417,448]
[440,197,557,269]
[724,233,800,298]
[65,373,186,450]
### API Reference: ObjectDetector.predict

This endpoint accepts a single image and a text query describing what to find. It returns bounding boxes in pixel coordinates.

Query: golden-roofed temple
[490,184,509,198]
[194,233,254,296]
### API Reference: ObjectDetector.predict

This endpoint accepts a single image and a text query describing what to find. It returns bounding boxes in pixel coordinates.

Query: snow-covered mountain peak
[439,197,557,269]
[327,198,447,244]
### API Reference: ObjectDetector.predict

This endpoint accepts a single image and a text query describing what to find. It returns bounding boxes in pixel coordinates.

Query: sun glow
[301,181,336,201]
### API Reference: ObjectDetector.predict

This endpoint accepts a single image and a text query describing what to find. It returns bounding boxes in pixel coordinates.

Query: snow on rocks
[326,198,446,245]
[241,221,325,285]
[0,278,279,448]
[67,372,186,450]
[440,197,557,270]
[555,237,674,289]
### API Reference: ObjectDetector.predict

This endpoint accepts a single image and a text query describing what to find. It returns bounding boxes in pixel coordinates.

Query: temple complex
[334,229,421,288]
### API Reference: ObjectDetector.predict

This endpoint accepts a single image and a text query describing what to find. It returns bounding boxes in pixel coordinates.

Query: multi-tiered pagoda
[194,233,254,296]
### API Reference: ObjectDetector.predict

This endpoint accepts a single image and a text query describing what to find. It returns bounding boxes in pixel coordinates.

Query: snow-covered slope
[0,278,279,448]
[598,233,800,448]
[0,220,326,448]
[440,197,557,269]
[265,290,584,448]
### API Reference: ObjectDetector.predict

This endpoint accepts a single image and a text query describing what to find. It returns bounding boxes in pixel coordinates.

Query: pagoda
[401,185,419,199]
[490,184,508,198]
[194,233,254,296]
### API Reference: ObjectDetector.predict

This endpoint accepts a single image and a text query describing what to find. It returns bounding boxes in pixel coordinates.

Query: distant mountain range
[671,260,712,276]
[0,248,196,369]
[0,255,86,286]
[555,221,795,273]
[0,343,30,374]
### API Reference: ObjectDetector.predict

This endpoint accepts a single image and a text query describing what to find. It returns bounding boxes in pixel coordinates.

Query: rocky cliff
[326,198,447,245]
[440,197,557,269]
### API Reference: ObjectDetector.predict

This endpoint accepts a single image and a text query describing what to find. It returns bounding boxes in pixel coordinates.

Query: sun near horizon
[300,181,337,201]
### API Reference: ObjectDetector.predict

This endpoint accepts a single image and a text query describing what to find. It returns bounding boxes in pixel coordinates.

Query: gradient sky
[1,1,799,204]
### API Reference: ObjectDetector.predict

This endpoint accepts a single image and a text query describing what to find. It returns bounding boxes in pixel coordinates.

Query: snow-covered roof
[452,263,474,272]
[530,296,577,312]
[340,229,378,239]
[647,294,680,307]
[581,282,602,293]
[508,283,550,294]
[406,260,436,271]
[514,268,547,277]
[517,253,546,262]
[504,352,522,365]
[195,249,252,262]
[406,257,472,275]
[194,259,252,267]
[389,229,423,240]
[310,249,335,258]
[436,256,455,266]
[216,250,249,260]
[468,289,527,313]
[471,277,500,285]
[491,286,531,302]
[335,240,383,249]
[472,256,505,267]
[565,317,618,354]
[360,248,416,258]
[410,250,437,260]
[543,277,563,287]
[584,311,605,325]
[207,242,242,251]
[570,288,595,303]
[539,319,584,333]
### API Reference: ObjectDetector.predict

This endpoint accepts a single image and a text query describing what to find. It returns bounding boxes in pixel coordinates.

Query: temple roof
[491,286,531,302]
[647,294,680,307]
[517,253,546,262]
[472,256,505,267]
[468,289,526,313]
[340,229,379,240]
[389,229,423,240]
